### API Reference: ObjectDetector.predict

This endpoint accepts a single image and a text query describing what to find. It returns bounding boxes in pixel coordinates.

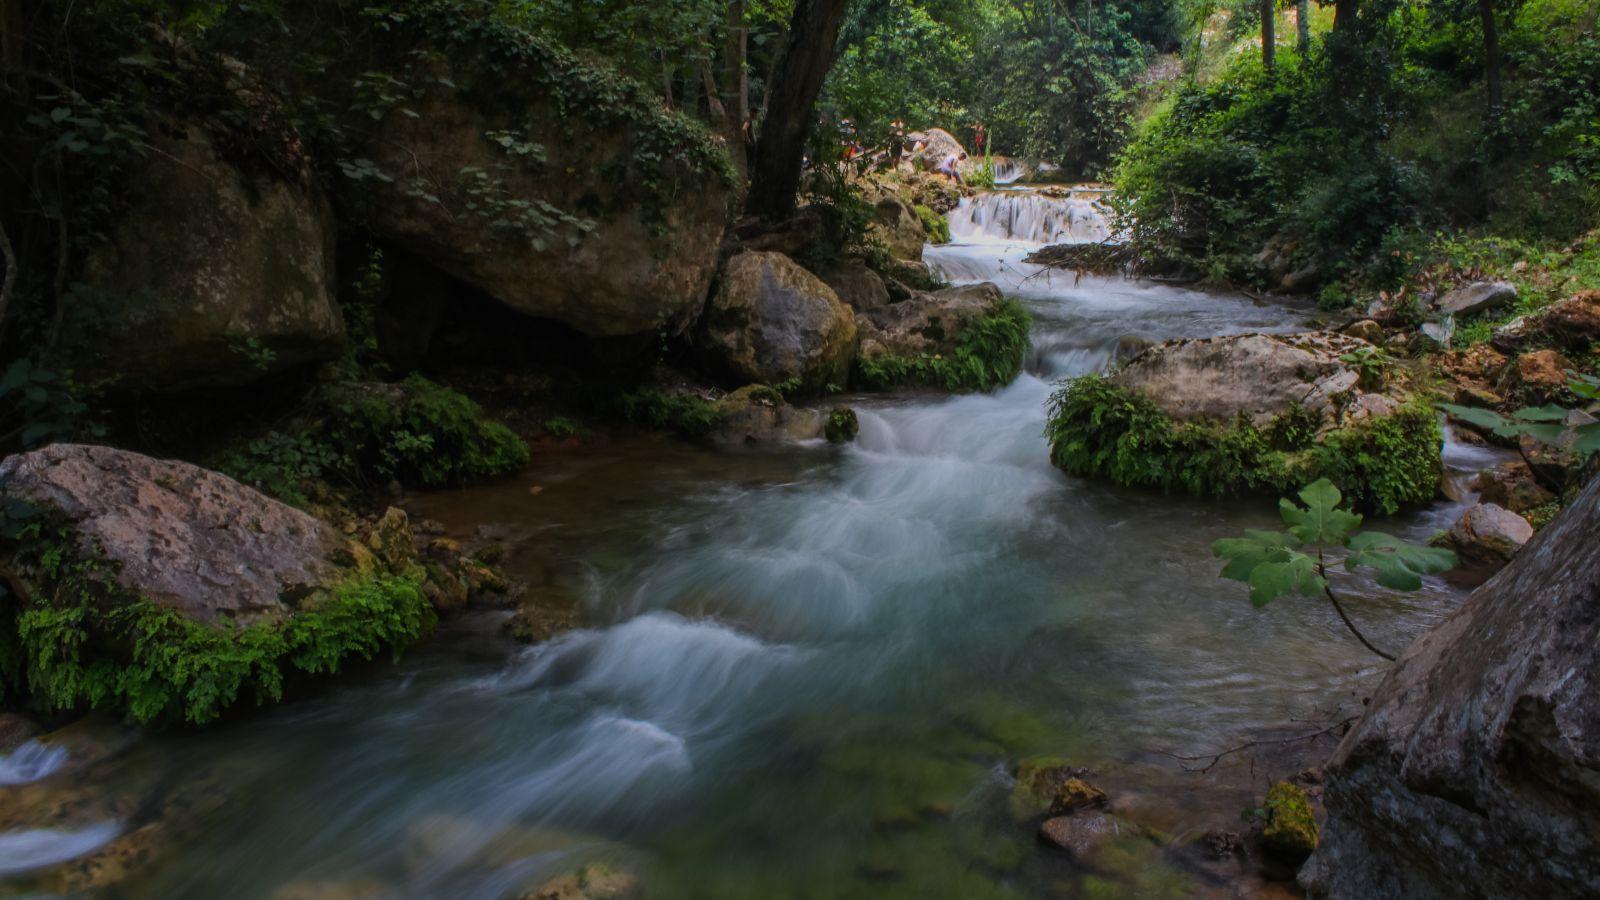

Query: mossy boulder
[1046,332,1442,514]
[699,252,858,395]
[856,284,1031,393]
[0,444,435,725]
[826,408,860,443]
[60,125,343,393]
[1262,782,1318,862]
[347,6,734,338]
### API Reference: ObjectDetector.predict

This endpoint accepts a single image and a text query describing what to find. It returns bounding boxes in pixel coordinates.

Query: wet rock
[358,43,730,338]
[1261,781,1318,863]
[0,444,349,626]
[1443,503,1534,567]
[710,385,830,445]
[866,191,927,263]
[1307,475,1600,899]
[1110,332,1395,429]
[1434,281,1517,317]
[1519,408,1598,491]
[1037,813,1126,861]
[825,408,860,444]
[505,595,580,644]
[60,126,343,392]
[1009,757,1089,819]
[811,259,890,311]
[698,252,857,394]
[1492,289,1600,353]
[1049,777,1109,815]
[521,863,637,900]
[857,282,1010,365]
[1342,319,1384,344]
[1470,462,1555,514]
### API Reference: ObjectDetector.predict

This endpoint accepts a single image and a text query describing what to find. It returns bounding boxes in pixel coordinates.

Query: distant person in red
[973,123,987,155]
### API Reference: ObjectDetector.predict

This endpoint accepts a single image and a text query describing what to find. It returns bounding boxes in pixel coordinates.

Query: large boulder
[855,283,1030,393]
[0,444,434,724]
[1304,474,1600,899]
[1047,331,1442,513]
[1433,281,1517,317]
[810,259,890,312]
[1492,289,1600,353]
[698,252,857,393]
[61,126,344,392]
[1441,502,1534,576]
[353,20,733,338]
[904,128,968,172]
[1111,332,1396,427]
[859,182,927,262]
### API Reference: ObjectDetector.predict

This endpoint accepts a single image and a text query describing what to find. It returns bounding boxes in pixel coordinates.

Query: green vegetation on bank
[0,522,434,725]
[857,299,1032,393]
[1046,375,1441,514]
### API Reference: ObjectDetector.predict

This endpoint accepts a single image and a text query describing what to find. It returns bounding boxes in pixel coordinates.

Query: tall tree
[1261,0,1276,70]
[1296,0,1310,55]
[1478,0,1502,117]
[745,0,851,220]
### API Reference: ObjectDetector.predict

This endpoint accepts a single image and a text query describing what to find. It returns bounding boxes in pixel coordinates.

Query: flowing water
[1,190,1477,899]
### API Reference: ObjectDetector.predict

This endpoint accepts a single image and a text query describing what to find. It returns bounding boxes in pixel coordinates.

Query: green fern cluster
[611,389,718,438]
[330,375,529,488]
[2,527,434,726]
[1045,376,1441,515]
[857,299,1031,393]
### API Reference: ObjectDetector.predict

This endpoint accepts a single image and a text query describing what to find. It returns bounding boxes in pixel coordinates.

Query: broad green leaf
[1246,552,1324,607]
[1572,423,1600,456]
[1441,404,1512,434]
[1514,404,1571,422]
[1213,529,1302,582]
[1345,531,1456,591]
[1519,424,1568,443]
[1280,478,1363,546]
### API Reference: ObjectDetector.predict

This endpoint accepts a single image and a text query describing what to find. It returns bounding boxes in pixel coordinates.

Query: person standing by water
[938,151,967,185]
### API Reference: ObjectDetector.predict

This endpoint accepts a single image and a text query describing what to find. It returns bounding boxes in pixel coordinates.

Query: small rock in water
[1037,813,1124,861]
[1444,503,1534,566]
[1261,781,1319,862]
[1470,462,1555,514]
[1049,777,1109,815]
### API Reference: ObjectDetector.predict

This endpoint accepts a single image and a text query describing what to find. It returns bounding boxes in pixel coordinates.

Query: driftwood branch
[1159,716,1358,774]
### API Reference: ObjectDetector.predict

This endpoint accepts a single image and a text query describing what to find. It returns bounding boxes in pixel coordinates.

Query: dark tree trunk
[1262,0,1276,71]
[1296,0,1311,55]
[1334,0,1358,33]
[1479,0,1502,117]
[744,0,850,221]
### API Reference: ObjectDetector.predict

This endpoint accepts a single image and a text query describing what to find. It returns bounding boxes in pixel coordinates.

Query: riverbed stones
[60,126,344,393]
[1469,461,1555,513]
[699,252,858,393]
[1434,280,1517,317]
[0,444,348,626]
[1443,502,1534,566]
[1492,289,1600,353]
[1303,475,1600,899]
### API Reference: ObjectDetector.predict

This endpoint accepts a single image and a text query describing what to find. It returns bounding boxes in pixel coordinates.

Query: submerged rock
[1434,281,1517,317]
[699,252,857,394]
[60,126,344,392]
[0,444,434,724]
[1037,813,1126,862]
[1305,475,1600,899]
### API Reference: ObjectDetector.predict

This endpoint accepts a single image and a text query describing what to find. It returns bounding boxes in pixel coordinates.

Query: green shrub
[329,375,529,488]
[1045,375,1441,514]
[916,204,952,244]
[2,525,434,725]
[611,388,718,438]
[857,298,1032,393]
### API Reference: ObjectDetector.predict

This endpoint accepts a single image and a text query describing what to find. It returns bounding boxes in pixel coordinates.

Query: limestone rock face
[358,59,731,338]
[1434,281,1517,317]
[1111,332,1396,429]
[0,444,348,626]
[699,252,857,392]
[857,283,1007,362]
[65,127,344,392]
[1305,475,1600,899]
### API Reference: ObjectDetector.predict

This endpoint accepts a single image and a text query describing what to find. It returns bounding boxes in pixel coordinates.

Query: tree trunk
[1334,0,1358,33]
[1479,0,1502,117]
[723,0,749,126]
[1262,0,1276,71]
[1296,0,1311,55]
[744,0,850,220]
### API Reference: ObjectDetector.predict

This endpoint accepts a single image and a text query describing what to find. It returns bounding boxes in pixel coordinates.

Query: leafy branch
[1212,479,1456,660]
[1441,371,1600,458]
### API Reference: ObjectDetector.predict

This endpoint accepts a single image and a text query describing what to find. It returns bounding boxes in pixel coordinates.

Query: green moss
[2,526,434,725]
[915,204,951,244]
[1045,375,1442,514]
[857,299,1032,393]
[331,374,529,488]
[826,408,860,443]
[1262,781,1319,860]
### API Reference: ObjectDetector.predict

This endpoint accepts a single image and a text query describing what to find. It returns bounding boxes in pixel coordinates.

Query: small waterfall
[947,191,1111,245]
[990,158,1025,185]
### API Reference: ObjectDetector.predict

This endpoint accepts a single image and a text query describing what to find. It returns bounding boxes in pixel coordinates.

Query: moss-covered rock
[826,408,860,443]
[1262,781,1318,861]
[1045,333,1443,514]
[1051,777,1110,815]
[0,444,435,725]
[856,287,1032,393]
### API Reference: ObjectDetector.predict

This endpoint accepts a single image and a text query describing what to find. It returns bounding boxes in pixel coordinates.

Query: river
[1,189,1484,898]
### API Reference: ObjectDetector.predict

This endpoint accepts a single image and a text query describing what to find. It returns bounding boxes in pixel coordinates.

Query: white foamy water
[948,190,1112,245]
[0,823,121,876]
[0,740,68,786]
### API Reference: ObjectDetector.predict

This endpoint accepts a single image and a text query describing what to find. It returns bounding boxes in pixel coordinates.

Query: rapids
[1,188,1472,899]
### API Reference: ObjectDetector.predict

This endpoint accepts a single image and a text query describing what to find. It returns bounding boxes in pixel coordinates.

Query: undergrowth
[857,299,1032,393]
